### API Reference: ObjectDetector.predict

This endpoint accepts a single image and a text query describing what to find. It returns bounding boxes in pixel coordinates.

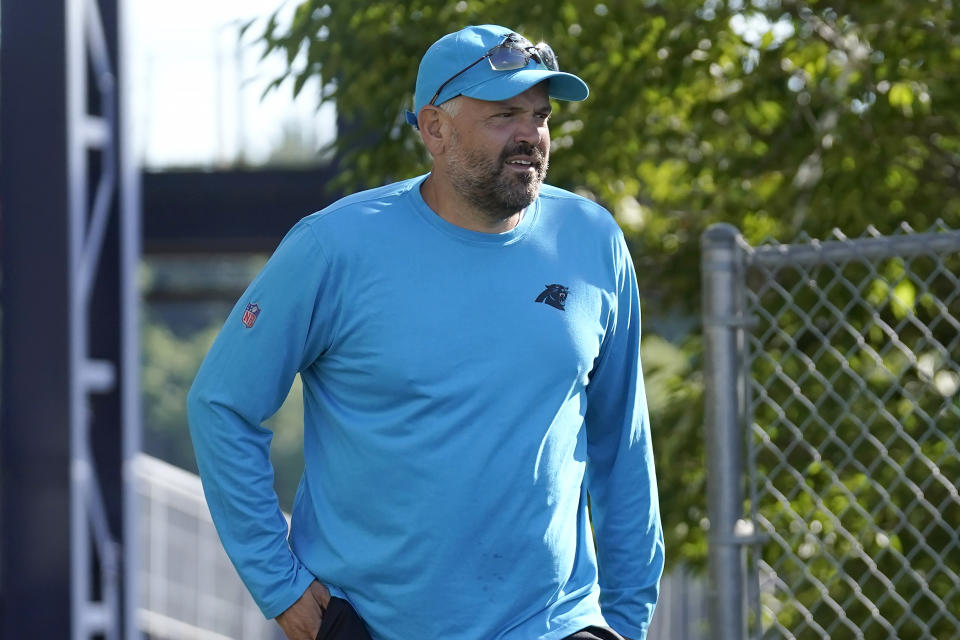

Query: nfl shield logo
[241,302,260,328]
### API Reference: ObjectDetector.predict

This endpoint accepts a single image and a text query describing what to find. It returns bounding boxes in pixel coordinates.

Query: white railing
[134,454,285,640]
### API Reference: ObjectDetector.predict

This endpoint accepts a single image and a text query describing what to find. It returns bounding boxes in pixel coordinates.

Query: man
[188,24,664,640]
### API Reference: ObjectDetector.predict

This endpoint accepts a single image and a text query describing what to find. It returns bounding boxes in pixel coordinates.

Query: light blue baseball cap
[405,24,589,128]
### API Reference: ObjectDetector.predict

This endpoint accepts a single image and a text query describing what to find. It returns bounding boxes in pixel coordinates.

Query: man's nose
[514,117,544,147]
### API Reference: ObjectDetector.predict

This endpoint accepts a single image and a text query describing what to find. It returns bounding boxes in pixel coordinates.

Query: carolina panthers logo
[535,284,569,311]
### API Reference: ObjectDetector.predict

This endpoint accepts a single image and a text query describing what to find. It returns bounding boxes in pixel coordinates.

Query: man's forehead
[472,85,552,109]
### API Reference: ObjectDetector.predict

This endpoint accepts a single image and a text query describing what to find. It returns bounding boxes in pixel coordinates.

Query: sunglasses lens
[488,41,559,71]
[488,46,529,70]
[534,44,559,71]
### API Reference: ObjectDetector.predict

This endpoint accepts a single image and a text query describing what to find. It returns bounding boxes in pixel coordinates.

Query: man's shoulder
[537,184,622,235]
[273,177,423,259]
[300,176,423,230]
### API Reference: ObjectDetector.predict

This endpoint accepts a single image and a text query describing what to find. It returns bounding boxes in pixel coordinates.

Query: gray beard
[446,136,549,223]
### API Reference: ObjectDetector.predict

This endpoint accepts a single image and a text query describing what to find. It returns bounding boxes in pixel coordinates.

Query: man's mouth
[505,156,538,171]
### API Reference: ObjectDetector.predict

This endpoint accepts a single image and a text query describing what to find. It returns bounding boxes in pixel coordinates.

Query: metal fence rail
[703,223,960,640]
[135,454,286,640]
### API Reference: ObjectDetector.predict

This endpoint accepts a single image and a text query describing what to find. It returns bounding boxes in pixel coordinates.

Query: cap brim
[461,69,589,103]
[409,68,590,129]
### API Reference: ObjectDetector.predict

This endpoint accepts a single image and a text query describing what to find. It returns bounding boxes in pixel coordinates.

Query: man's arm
[584,232,665,640]
[187,222,335,620]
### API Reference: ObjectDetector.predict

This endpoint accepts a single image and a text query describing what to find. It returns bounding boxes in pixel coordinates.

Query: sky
[126,0,336,169]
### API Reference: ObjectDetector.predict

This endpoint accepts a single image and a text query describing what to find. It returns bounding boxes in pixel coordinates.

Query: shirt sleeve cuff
[261,559,318,620]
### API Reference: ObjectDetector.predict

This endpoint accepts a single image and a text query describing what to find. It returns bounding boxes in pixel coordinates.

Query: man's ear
[417,105,449,156]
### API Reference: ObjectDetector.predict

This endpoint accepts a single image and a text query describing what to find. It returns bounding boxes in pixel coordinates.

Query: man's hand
[276,581,331,640]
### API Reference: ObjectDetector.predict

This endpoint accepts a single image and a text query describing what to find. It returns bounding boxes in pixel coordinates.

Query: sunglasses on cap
[428,33,560,107]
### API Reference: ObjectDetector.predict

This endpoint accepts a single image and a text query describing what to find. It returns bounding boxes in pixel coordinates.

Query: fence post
[701,223,746,640]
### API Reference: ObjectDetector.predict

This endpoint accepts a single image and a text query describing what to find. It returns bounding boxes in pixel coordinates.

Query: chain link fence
[702,223,960,640]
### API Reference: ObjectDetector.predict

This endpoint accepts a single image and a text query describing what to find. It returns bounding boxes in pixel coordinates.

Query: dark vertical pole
[89,0,125,579]
[2,0,127,637]
[0,0,74,637]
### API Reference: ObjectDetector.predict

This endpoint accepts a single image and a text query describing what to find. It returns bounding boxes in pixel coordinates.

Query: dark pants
[316,598,624,640]
[316,598,373,640]
[564,626,627,640]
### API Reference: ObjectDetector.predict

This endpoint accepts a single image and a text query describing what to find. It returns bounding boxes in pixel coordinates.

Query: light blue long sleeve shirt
[187,175,664,640]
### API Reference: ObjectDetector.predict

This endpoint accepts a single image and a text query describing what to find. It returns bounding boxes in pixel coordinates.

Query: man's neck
[420,174,523,234]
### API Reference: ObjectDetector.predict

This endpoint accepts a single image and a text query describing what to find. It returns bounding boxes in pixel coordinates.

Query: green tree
[257,0,960,305]
[253,0,960,580]
[142,315,307,509]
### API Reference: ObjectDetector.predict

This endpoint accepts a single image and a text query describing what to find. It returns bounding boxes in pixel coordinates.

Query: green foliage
[252,0,960,581]
[142,319,218,472]
[142,314,305,510]
[258,0,960,310]
[642,335,708,568]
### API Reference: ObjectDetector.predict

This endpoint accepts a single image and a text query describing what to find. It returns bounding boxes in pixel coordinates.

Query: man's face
[443,83,552,222]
